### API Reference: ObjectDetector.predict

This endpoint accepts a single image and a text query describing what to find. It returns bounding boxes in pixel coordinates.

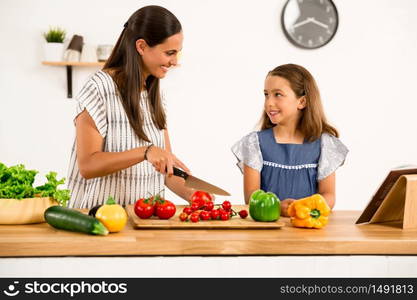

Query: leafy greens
[0,162,70,206]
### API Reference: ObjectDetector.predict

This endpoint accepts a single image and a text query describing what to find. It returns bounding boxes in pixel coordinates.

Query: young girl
[67,6,196,208]
[232,64,348,216]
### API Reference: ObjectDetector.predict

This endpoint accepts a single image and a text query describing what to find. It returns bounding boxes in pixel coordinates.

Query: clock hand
[292,17,313,29]
[310,17,329,29]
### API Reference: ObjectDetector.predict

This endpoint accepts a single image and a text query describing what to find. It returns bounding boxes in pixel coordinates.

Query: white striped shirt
[67,70,165,208]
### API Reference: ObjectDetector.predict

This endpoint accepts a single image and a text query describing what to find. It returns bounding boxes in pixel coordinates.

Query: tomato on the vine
[151,196,159,216]
[222,201,232,211]
[210,209,220,220]
[199,210,211,221]
[239,209,248,219]
[220,211,230,221]
[191,202,200,211]
[190,214,199,223]
[204,201,214,211]
[155,199,176,219]
[179,212,188,222]
[183,207,193,215]
[217,208,225,214]
[134,197,154,219]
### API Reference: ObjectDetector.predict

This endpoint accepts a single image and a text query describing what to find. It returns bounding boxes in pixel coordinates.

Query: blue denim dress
[232,128,348,201]
[258,128,320,200]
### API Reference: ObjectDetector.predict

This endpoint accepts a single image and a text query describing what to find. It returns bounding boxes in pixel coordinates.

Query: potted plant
[43,26,66,61]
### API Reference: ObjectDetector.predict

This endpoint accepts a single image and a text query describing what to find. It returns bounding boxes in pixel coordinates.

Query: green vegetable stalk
[249,189,281,222]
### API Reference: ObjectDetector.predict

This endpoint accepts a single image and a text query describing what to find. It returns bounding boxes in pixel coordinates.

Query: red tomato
[155,199,176,219]
[190,214,199,223]
[134,198,154,219]
[199,210,211,221]
[179,212,188,222]
[211,209,220,220]
[220,211,230,221]
[204,201,214,211]
[183,207,193,215]
[191,191,212,209]
[191,202,200,212]
[239,209,248,219]
[222,201,232,211]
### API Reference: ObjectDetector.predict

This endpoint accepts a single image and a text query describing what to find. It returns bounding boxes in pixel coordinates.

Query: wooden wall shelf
[42,61,105,98]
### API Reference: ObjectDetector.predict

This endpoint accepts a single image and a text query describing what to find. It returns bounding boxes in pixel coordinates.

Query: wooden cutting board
[126,205,284,229]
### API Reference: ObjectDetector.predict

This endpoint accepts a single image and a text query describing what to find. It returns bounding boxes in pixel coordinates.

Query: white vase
[43,42,64,61]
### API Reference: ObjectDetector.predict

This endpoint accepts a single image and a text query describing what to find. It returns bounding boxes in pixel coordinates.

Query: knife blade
[172,167,231,196]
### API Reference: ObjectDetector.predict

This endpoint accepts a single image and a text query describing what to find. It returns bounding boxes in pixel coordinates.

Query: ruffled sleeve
[75,73,108,138]
[231,132,263,173]
[317,133,349,180]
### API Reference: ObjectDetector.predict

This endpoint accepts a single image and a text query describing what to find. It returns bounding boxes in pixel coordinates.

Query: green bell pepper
[249,189,280,222]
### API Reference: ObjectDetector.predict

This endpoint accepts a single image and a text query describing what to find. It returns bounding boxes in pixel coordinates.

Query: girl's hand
[145,146,190,176]
[280,198,296,217]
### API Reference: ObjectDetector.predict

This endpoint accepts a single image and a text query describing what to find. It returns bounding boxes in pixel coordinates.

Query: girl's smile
[267,109,281,118]
[264,75,305,125]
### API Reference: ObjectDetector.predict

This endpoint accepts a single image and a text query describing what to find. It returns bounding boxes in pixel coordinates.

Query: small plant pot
[43,42,64,61]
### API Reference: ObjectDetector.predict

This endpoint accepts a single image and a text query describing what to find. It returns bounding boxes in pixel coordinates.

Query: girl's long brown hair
[260,64,338,142]
[103,5,182,142]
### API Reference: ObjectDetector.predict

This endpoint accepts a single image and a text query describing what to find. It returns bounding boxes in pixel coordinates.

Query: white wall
[1,0,416,210]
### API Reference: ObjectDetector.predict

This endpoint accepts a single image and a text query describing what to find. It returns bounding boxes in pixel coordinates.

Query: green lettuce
[0,162,70,206]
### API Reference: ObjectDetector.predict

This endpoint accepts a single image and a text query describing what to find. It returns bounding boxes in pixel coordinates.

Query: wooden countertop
[1,210,417,257]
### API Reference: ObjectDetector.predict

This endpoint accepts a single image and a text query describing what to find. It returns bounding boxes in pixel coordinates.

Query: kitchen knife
[172,167,231,196]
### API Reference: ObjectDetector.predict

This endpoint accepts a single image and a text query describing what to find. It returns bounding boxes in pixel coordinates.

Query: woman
[67,5,195,208]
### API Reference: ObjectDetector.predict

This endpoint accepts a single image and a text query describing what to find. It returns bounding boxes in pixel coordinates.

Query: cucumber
[44,206,108,235]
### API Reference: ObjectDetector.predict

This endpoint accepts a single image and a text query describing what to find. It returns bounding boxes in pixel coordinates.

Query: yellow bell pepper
[95,196,127,233]
[287,194,331,229]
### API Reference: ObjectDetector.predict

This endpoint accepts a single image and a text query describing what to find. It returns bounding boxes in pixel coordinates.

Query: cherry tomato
[179,212,188,222]
[204,201,214,211]
[239,209,248,219]
[220,211,230,221]
[222,201,232,211]
[155,199,176,219]
[191,191,212,209]
[210,209,220,220]
[191,202,200,211]
[199,210,211,221]
[190,214,199,223]
[134,198,154,219]
[183,207,193,215]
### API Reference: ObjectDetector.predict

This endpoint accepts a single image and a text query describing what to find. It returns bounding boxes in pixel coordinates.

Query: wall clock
[281,0,339,49]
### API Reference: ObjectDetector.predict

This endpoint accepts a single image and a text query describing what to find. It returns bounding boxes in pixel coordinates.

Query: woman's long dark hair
[104,5,182,142]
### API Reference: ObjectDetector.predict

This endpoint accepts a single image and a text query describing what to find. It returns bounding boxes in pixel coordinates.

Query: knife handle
[173,167,189,180]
